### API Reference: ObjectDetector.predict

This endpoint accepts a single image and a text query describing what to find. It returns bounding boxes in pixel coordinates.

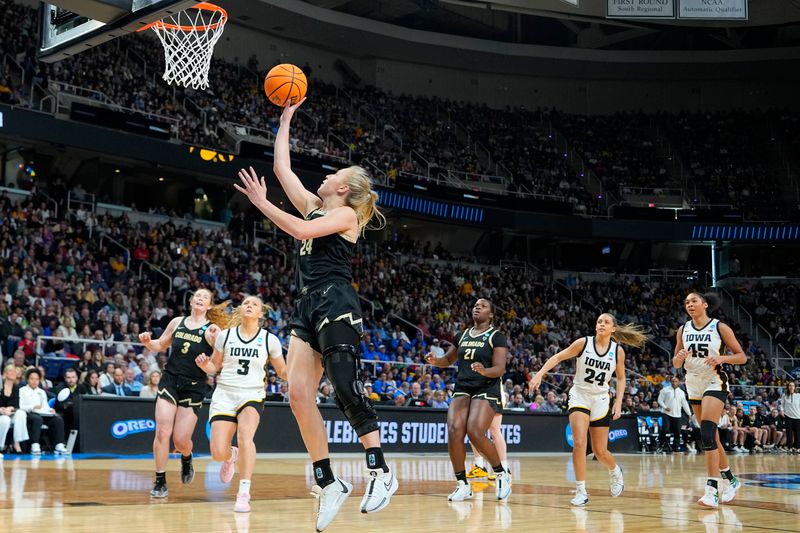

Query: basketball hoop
[139,2,227,90]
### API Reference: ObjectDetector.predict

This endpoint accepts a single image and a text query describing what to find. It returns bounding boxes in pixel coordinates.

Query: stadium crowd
[0,178,797,453]
[4,0,798,219]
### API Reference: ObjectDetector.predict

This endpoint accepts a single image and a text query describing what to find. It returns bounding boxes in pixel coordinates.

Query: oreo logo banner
[111,419,155,439]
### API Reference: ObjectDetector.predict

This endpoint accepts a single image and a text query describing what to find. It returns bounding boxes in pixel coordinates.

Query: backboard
[38,0,202,62]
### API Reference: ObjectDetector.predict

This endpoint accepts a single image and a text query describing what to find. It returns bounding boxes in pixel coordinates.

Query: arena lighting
[463,193,479,200]
[413,184,428,191]
[321,164,337,171]
[377,189,485,223]
[690,224,800,241]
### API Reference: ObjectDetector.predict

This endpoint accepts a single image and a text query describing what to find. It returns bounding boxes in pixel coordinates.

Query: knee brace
[700,420,718,451]
[323,343,378,437]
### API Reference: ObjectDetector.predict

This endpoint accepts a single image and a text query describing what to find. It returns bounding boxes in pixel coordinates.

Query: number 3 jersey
[214,327,282,392]
[454,326,507,388]
[682,318,725,383]
[573,336,618,395]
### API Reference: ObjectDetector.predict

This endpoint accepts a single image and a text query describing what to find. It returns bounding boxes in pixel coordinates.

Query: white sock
[475,457,485,469]
[576,480,586,492]
[501,460,509,473]
[239,479,251,495]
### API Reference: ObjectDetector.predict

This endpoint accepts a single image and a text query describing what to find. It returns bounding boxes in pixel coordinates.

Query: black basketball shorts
[289,279,364,353]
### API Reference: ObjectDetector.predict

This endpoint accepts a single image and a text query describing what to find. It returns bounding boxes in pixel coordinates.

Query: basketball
[264,64,307,106]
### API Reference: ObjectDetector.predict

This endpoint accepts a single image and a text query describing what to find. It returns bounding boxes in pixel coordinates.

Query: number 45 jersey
[573,336,618,395]
[215,327,283,392]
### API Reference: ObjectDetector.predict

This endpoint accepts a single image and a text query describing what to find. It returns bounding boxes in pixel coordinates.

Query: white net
[148,3,227,90]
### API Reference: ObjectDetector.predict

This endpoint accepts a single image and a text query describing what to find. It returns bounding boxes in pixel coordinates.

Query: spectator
[99,362,116,389]
[536,391,561,413]
[0,363,27,454]
[404,382,428,408]
[101,368,136,396]
[54,367,86,433]
[123,368,142,394]
[316,383,335,405]
[19,368,67,454]
[82,370,103,395]
[139,370,161,399]
[430,389,448,408]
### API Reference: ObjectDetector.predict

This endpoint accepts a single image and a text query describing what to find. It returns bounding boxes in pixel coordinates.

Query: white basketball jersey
[573,336,617,395]
[682,319,723,380]
[215,327,282,390]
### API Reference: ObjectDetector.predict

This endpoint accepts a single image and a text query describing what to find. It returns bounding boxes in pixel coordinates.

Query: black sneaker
[181,456,195,484]
[150,479,168,498]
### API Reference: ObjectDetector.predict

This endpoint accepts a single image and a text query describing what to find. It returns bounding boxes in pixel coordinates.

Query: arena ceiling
[300,0,800,50]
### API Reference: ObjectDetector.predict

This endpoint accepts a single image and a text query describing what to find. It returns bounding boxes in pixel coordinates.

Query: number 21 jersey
[573,336,618,395]
[215,327,282,391]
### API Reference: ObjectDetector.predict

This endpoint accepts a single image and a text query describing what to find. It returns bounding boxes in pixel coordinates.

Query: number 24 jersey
[573,336,618,395]
[214,327,282,390]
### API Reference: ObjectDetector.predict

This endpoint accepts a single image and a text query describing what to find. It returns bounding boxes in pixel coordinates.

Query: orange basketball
[264,64,307,106]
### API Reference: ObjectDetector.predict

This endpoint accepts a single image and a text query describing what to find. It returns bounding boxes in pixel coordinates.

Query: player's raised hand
[674,348,690,366]
[280,97,306,124]
[424,352,437,365]
[139,332,152,345]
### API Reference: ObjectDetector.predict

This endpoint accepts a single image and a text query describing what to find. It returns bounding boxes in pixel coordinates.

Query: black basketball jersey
[455,326,507,388]
[166,317,214,381]
[296,208,355,290]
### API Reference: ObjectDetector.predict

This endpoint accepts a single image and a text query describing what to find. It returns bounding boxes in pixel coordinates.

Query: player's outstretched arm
[273,99,321,217]
[138,317,182,353]
[529,337,585,391]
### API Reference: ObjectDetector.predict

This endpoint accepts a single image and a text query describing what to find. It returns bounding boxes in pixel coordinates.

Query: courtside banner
[678,0,747,20]
[78,397,640,454]
[607,0,675,19]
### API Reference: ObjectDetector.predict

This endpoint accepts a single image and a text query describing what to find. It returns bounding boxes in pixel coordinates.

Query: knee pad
[323,343,378,437]
[700,420,718,451]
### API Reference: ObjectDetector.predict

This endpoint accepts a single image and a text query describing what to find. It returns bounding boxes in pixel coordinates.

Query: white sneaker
[698,485,719,508]
[571,488,589,506]
[495,471,512,501]
[311,478,352,532]
[447,480,473,501]
[54,443,69,455]
[720,477,740,504]
[360,468,398,513]
[610,466,624,497]
[30,443,41,455]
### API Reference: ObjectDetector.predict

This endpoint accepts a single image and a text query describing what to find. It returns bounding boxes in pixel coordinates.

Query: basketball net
[140,2,227,90]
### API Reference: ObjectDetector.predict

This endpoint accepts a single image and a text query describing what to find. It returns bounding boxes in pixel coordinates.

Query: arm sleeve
[267,333,283,359]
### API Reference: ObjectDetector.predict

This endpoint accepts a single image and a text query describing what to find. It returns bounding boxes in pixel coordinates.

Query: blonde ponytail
[603,313,649,348]
[206,300,233,330]
[344,166,386,234]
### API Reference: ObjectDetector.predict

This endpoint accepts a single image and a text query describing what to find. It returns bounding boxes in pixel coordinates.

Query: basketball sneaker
[54,443,69,455]
[360,468,398,513]
[181,455,195,484]
[466,465,489,479]
[698,485,720,508]
[487,471,496,481]
[609,466,624,497]
[311,478,352,532]
[495,471,512,501]
[30,443,41,455]
[720,476,741,504]
[448,480,473,501]
[150,479,168,498]
[220,446,239,484]
[571,487,589,506]
[234,492,251,513]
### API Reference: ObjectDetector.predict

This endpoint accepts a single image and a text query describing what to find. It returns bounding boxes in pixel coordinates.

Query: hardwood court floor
[0,452,797,532]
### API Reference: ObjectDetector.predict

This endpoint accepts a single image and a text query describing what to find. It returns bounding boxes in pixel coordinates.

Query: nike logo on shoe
[339,480,350,493]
